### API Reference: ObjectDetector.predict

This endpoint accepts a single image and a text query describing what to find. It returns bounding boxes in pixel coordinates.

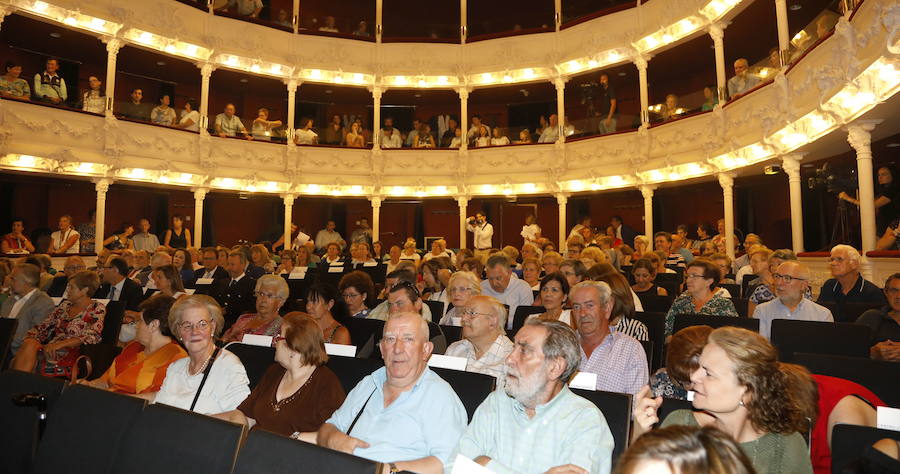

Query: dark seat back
[232,429,381,474]
[657,397,694,426]
[431,367,495,423]
[32,385,146,474]
[654,273,683,297]
[0,370,66,474]
[830,424,900,474]
[672,314,759,334]
[770,319,870,362]
[717,283,741,299]
[731,298,749,318]
[423,300,445,323]
[570,388,632,463]
[511,305,546,333]
[111,403,244,474]
[225,343,275,390]
[325,356,384,394]
[637,294,673,314]
[0,319,18,364]
[440,325,463,345]
[100,301,126,344]
[639,341,653,373]
[631,312,666,372]
[819,301,885,323]
[345,318,385,359]
[791,352,900,406]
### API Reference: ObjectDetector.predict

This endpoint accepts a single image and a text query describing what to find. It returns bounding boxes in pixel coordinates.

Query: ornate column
[459,87,469,150]
[192,188,207,247]
[634,55,649,125]
[93,179,112,255]
[371,86,382,149]
[554,77,567,143]
[198,63,215,134]
[556,193,568,249]
[286,79,298,145]
[0,5,15,29]
[292,0,300,33]
[640,185,656,239]
[718,173,736,260]
[371,196,382,244]
[708,23,727,102]
[375,0,383,43]
[103,38,123,117]
[782,154,805,253]
[282,193,295,249]
[847,121,881,254]
[457,196,468,249]
[460,0,467,43]
[774,0,790,58]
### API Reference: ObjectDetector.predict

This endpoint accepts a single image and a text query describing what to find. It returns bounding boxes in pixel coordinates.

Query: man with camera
[466,212,494,264]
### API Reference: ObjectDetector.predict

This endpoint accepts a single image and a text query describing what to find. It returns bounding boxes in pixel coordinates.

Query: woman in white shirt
[177,100,200,132]
[490,127,510,146]
[48,214,80,254]
[294,118,319,145]
[474,125,490,147]
[154,295,250,415]
[81,76,105,114]
[520,214,542,245]
[531,273,572,327]
[448,128,462,148]
[151,95,177,126]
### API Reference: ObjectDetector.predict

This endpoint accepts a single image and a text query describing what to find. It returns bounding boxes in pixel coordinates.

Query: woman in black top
[631,258,668,297]
[164,215,191,249]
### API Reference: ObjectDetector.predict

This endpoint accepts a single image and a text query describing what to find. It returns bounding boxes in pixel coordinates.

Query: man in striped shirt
[654,231,686,269]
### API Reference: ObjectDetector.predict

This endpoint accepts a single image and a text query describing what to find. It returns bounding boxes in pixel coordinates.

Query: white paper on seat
[877,406,900,432]
[51,297,62,306]
[195,278,214,285]
[288,268,307,279]
[328,266,344,273]
[184,289,196,295]
[450,454,493,474]
[428,354,468,371]
[92,298,110,306]
[325,343,357,357]
[569,371,598,391]
[686,390,695,402]
[363,261,377,267]
[241,334,273,347]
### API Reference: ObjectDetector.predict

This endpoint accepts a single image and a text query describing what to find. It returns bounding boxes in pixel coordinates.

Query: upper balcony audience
[217,0,263,19]
[2,218,36,254]
[215,103,252,139]
[0,60,30,99]
[318,16,339,33]
[79,75,105,114]
[727,58,761,100]
[538,114,559,142]
[119,88,150,121]
[34,57,66,105]
[353,20,371,37]
[132,218,161,253]
[176,99,201,132]
[164,215,192,249]
[151,94,177,126]
[48,214,80,254]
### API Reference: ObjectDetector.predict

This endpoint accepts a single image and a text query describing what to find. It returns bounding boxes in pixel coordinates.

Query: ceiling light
[240,78,248,83]
[156,61,166,66]
[49,32,61,38]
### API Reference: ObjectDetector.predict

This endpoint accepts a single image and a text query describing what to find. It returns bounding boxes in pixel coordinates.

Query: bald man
[727,58,761,99]
[752,261,834,340]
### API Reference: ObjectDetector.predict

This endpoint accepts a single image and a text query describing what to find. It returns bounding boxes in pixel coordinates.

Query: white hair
[830,244,860,264]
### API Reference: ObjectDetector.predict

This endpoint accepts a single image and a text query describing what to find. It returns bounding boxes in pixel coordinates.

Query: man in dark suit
[610,215,638,248]
[194,247,229,281]
[1,263,56,356]
[211,250,257,329]
[95,256,145,311]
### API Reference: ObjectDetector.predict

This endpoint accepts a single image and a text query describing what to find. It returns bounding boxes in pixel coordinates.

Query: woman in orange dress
[85,294,186,398]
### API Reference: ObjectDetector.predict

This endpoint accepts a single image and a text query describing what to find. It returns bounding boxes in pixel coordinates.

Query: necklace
[272,370,315,412]
[189,348,215,376]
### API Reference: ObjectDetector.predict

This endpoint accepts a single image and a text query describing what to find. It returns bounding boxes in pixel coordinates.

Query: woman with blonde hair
[250,244,275,274]
[440,271,481,326]
[632,235,650,261]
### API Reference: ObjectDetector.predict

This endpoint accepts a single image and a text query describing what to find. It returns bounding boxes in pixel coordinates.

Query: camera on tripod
[807,162,858,195]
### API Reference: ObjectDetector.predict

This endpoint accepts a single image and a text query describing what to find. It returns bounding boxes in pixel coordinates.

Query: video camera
[807,162,858,195]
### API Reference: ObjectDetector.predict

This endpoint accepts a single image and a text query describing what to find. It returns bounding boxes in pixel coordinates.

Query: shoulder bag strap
[189,346,221,412]
[347,386,377,436]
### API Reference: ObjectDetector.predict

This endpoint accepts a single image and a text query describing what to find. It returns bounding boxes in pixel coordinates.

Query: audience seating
[225,343,276,390]
[344,318,385,359]
[31,384,146,474]
[78,343,123,380]
[282,270,316,301]
[99,301,127,344]
[672,314,760,334]
[357,263,387,287]
[570,388,632,463]
[770,320,871,362]
[653,274,683,298]
[431,367,495,422]
[232,428,382,474]
[791,352,900,406]
[831,424,900,474]
[731,297,749,318]
[639,341,653,373]
[741,274,758,298]
[511,305,546,333]
[0,319,18,367]
[440,325,463,345]
[0,370,66,474]
[110,403,245,474]
[636,294,674,314]
[325,355,384,394]
[423,300,445,323]
[631,312,666,373]
[819,302,885,323]
[656,397,694,426]
[717,283,741,299]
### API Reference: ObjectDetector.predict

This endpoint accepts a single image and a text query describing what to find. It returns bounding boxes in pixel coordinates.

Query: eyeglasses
[178,319,212,333]
[772,273,807,283]
[461,309,493,319]
[341,292,362,299]
[254,291,283,300]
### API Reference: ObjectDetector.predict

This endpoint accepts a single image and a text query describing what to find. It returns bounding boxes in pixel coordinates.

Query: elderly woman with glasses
[440,271,482,326]
[154,295,250,414]
[214,313,346,437]
[221,275,287,343]
[665,260,738,336]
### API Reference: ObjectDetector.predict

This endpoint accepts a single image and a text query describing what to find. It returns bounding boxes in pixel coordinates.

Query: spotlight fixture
[764,165,783,175]
[49,32,61,38]
[156,61,166,66]
[239,192,249,200]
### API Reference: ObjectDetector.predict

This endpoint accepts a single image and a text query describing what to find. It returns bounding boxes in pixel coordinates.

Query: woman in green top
[632,327,814,474]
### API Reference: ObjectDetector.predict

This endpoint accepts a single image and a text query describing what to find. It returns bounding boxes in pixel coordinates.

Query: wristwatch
[389,462,399,473]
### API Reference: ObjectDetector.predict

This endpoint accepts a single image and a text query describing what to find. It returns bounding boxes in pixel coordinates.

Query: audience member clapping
[251,107,282,141]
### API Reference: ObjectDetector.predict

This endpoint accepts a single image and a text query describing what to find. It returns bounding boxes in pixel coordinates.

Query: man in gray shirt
[752,261,833,340]
[132,218,161,253]
[1,263,55,354]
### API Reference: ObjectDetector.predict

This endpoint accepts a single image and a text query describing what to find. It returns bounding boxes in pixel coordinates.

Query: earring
[739,399,745,407]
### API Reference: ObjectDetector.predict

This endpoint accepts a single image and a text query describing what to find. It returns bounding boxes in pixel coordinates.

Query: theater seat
[431,367,495,423]
[225,343,276,390]
[345,318,385,359]
[570,388,631,463]
[770,320,870,362]
[111,403,245,474]
[511,305,546,333]
[831,424,900,474]
[423,300,445,323]
[0,319,17,368]
[440,325,463,345]
[232,429,381,474]
[791,352,900,407]
[31,384,146,474]
[636,295,674,314]
[631,312,666,373]
[0,370,66,474]
[672,314,759,334]
[325,356,384,394]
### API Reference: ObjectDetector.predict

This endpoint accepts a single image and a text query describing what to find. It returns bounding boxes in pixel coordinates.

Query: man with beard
[317,312,466,472]
[445,295,514,389]
[455,319,614,473]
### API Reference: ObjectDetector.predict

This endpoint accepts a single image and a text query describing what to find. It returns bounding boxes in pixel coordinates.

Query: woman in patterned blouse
[665,260,738,336]
[11,270,105,377]
[0,60,31,99]
[221,274,286,343]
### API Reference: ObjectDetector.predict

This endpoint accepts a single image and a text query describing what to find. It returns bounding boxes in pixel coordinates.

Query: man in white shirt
[314,220,344,252]
[214,104,251,139]
[466,212,494,264]
[380,127,402,148]
[538,114,560,143]
[1,263,55,354]
[753,261,834,340]
[132,218,161,252]
[445,295,514,389]
[727,58,761,99]
[480,255,534,330]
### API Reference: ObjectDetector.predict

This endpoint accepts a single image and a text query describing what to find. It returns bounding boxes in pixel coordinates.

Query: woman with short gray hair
[222,274,287,343]
[441,271,482,326]
[155,295,249,414]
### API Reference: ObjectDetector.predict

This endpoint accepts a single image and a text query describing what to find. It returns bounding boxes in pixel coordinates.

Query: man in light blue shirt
[480,255,534,329]
[455,319,614,473]
[132,218,161,253]
[753,261,834,340]
[317,312,467,472]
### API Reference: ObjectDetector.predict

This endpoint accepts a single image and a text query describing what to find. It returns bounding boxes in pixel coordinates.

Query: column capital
[93,178,113,194]
[846,120,882,152]
[0,5,16,24]
[556,193,569,205]
[639,185,656,198]
[781,153,804,175]
[197,62,216,77]
[369,196,382,208]
[192,187,209,200]
[103,38,124,54]
[707,22,727,42]
[553,76,569,89]
[368,85,383,100]
[632,54,650,71]
[457,87,470,100]
[285,79,299,92]
[717,172,735,189]
[456,196,468,207]
[281,193,296,205]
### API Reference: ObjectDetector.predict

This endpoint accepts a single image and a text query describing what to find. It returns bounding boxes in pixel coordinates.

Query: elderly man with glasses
[752,261,834,340]
[445,295,514,388]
